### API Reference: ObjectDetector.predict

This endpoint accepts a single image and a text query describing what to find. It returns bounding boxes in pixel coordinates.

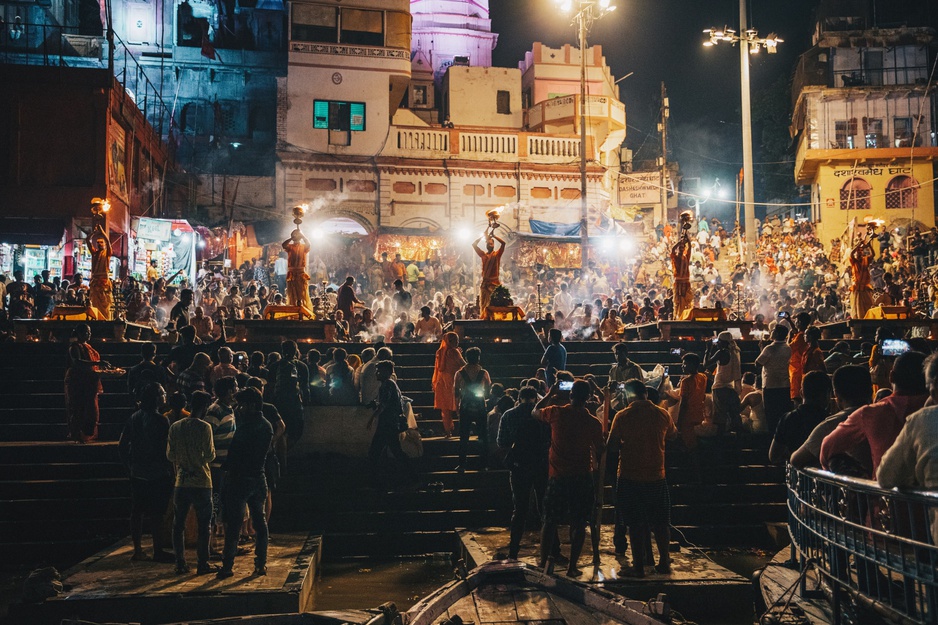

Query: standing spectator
[365,360,418,490]
[274,251,288,295]
[166,391,216,575]
[432,333,465,438]
[127,342,168,402]
[755,325,793,433]
[541,328,567,388]
[267,341,309,446]
[169,289,194,329]
[607,379,678,577]
[361,346,393,407]
[176,353,212,402]
[788,312,812,406]
[769,371,832,464]
[336,276,363,321]
[65,323,107,443]
[454,347,492,473]
[821,352,927,474]
[802,327,827,374]
[675,353,707,451]
[706,331,743,434]
[205,376,239,543]
[210,347,241,388]
[497,386,552,560]
[533,380,604,577]
[216,388,273,578]
[608,342,644,410]
[119,383,174,562]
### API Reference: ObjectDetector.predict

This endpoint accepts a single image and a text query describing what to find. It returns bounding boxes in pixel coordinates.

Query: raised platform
[457,527,752,620]
[10,533,322,625]
[452,320,542,344]
[819,318,937,340]
[233,319,335,343]
[12,319,158,342]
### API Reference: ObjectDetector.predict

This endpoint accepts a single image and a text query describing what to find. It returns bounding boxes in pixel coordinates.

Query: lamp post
[555,0,616,271]
[702,0,782,263]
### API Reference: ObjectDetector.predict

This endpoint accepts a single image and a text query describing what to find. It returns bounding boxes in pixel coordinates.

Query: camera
[670,347,681,356]
[558,381,574,391]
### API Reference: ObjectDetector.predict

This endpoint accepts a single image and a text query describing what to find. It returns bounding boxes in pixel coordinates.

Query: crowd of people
[5,215,938,349]
[62,294,934,579]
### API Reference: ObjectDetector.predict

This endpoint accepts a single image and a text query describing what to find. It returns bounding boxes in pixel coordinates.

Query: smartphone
[559,380,574,391]
[670,347,681,356]
[663,366,670,377]
[712,336,719,344]
[617,382,626,391]
[881,339,911,357]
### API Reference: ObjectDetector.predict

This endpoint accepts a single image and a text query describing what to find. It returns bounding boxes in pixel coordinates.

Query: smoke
[306,191,350,214]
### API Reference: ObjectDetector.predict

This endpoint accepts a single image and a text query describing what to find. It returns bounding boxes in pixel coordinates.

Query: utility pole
[578,6,590,271]
[657,82,669,228]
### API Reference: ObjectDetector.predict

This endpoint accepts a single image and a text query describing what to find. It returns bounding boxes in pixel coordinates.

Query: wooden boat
[404,561,670,625]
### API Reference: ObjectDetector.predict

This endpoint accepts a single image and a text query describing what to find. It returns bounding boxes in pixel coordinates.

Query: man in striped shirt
[205,376,238,542]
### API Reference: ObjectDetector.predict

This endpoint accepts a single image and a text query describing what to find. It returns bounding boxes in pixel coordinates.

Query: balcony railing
[384,127,591,165]
[787,465,938,625]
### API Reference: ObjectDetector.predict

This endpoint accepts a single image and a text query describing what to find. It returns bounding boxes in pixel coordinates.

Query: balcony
[381,127,592,165]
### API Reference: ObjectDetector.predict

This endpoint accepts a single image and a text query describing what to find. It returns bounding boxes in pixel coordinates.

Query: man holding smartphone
[533,380,604,577]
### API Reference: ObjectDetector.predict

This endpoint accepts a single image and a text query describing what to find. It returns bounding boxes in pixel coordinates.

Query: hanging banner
[107,118,129,203]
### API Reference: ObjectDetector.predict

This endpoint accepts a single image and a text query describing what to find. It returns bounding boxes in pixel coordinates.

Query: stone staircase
[0,333,820,571]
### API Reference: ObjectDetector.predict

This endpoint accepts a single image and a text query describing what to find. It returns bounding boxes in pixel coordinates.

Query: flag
[201,32,220,61]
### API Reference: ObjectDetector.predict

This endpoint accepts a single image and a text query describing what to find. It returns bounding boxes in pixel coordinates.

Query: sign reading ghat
[617,172,662,206]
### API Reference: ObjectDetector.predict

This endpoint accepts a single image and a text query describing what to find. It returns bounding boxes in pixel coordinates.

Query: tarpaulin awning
[529,219,580,237]
[251,220,292,246]
[0,218,67,246]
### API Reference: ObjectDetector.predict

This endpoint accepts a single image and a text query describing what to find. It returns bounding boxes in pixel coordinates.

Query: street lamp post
[556,0,616,271]
[702,0,782,263]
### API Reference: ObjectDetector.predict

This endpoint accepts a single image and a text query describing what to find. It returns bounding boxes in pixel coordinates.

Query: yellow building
[790,0,938,251]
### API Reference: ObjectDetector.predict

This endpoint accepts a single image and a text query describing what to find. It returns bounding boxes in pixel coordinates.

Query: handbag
[399,428,423,458]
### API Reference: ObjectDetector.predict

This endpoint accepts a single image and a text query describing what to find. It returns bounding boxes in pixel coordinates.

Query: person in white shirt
[553,283,574,318]
[754,325,793,432]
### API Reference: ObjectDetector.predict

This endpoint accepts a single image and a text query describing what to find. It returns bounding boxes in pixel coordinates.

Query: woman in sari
[65,324,109,442]
[432,332,465,438]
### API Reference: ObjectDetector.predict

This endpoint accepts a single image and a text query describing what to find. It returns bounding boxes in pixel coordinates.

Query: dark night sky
[489,0,819,217]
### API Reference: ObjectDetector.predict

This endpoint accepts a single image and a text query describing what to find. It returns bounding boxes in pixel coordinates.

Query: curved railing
[787,465,938,625]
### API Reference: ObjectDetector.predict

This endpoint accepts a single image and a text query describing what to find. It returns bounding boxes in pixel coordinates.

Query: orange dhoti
[851,287,873,320]
[286,270,314,318]
[479,280,498,318]
[673,279,693,320]
[89,276,113,320]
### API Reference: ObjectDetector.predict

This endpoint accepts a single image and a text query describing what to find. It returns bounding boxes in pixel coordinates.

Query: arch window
[885,175,918,209]
[839,177,872,210]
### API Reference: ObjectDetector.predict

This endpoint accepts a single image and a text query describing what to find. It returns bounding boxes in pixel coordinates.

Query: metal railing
[788,465,938,625]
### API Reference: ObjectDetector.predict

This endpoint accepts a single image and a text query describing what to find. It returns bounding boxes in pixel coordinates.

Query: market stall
[131,217,197,284]
[0,218,68,278]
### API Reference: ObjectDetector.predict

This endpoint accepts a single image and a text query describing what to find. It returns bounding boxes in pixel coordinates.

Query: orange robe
[677,372,707,449]
[285,239,314,317]
[671,241,693,320]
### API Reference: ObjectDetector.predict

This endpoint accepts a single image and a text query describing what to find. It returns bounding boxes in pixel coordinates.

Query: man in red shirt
[607,379,678,577]
[821,351,927,475]
[533,380,604,577]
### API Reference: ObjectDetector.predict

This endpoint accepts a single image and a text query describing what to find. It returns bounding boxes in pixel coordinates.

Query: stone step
[0,461,126,480]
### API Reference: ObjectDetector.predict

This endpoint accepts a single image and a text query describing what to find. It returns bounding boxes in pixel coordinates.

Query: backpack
[460,370,486,413]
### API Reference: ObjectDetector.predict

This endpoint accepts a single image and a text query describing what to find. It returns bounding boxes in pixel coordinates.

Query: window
[864,118,883,148]
[313,100,366,131]
[885,175,918,209]
[839,177,872,210]
[894,117,914,147]
[834,120,855,149]
[291,4,337,43]
[496,91,511,115]
[340,8,382,46]
[864,49,883,86]
[384,11,410,50]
